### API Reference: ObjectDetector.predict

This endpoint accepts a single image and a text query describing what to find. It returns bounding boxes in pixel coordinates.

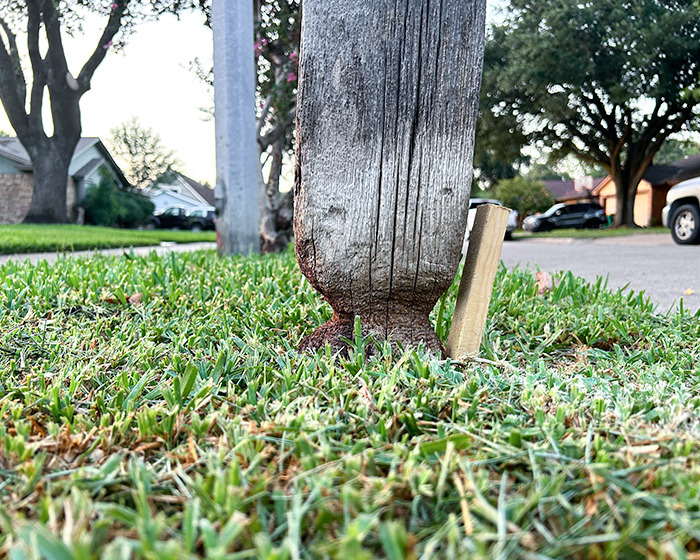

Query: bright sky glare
[0,10,215,185]
[0,2,506,187]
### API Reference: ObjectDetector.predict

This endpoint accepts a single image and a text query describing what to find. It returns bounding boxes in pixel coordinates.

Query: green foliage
[0,225,214,254]
[1,250,699,557]
[82,174,154,228]
[495,176,554,218]
[653,138,700,165]
[109,117,179,189]
[525,162,571,182]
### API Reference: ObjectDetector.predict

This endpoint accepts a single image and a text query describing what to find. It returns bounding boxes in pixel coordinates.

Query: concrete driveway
[500,233,700,315]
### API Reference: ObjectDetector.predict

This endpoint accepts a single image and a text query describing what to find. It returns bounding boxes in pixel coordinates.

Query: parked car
[662,177,700,245]
[185,207,216,231]
[148,205,216,230]
[467,198,519,240]
[522,202,606,232]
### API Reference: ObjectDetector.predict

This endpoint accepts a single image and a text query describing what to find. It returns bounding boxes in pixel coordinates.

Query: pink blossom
[110,2,118,14]
[289,51,298,62]
[103,40,113,50]
[286,71,297,82]
[254,37,269,57]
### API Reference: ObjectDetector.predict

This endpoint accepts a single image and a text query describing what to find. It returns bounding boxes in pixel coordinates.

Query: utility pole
[213,0,260,255]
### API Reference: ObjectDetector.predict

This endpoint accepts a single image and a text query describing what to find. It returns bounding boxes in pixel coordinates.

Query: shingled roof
[643,154,700,186]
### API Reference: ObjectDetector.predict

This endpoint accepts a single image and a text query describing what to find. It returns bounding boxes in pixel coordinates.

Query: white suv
[467,198,519,240]
[662,177,700,245]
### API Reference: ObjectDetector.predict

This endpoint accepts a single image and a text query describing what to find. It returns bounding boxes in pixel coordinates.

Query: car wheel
[670,204,700,245]
[145,219,158,230]
[191,223,203,233]
[584,219,601,229]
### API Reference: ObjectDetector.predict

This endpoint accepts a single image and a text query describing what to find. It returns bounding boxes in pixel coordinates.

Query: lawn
[513,226,669,240]
[0,225,216,254]
[1,249,699,558]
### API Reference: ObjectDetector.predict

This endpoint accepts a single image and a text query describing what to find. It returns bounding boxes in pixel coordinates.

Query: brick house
[592,155,700,226]
[544,176,607,204]
[0,137,130,224]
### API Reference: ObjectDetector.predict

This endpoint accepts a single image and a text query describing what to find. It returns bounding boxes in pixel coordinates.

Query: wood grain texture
[446,204,510,359]
[295,0,487,354]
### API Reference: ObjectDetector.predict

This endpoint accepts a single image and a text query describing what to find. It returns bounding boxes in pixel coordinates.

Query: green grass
[1,249,699,558]
[514,226,668,239]
[0,225,216,254]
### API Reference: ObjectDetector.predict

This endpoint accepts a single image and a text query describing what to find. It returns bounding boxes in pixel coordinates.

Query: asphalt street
[500,233,700,314]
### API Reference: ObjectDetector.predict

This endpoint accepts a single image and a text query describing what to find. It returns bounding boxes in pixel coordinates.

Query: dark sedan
[522,202,607,232]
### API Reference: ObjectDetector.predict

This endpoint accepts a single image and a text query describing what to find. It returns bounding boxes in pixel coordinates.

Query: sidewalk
[0,242,217,265]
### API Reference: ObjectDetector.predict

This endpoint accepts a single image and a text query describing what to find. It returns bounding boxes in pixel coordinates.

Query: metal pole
[213,0,260,255]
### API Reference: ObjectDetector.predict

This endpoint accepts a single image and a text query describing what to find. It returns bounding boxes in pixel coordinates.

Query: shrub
[495,176,554,220]
[83,175,154,228]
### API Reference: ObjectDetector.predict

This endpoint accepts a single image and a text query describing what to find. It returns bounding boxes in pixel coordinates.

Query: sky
[0,9,216,185]
[0,2,508,188]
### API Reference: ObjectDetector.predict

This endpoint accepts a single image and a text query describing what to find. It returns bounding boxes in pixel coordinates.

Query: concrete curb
[0,242,217,265]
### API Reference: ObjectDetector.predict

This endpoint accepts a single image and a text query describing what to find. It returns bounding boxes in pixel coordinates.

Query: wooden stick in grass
[447,204,510,359]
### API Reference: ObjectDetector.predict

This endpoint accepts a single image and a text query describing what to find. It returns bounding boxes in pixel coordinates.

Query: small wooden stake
[447,204,510,359]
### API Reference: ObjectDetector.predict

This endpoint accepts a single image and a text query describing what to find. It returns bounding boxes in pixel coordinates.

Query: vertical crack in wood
[385,0,411,339]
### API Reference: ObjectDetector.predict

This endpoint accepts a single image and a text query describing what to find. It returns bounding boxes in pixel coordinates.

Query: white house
[144,172,215,213]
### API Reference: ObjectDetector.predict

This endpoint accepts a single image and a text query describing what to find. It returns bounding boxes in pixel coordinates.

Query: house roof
[181,175,215,206]
[0,137,31,166]
[544,177,605,202]
[592,153,700,196]
[0,136,131,188]
[646,154,700,186]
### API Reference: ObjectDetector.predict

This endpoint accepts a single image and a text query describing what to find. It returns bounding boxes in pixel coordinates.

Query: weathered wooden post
[213,0,260,255]
[295,1,487,354]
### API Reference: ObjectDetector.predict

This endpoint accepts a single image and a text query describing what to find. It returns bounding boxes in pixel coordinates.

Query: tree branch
[77,0,130,93]
[258,105,296,151]
[26,0,46,135]
[0,15,29,135]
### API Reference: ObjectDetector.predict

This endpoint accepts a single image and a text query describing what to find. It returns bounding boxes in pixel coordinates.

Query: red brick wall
[0,174,77,223]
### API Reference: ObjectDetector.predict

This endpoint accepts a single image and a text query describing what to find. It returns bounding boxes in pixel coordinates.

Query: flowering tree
[0,0,207,223]
[254,0,299,252]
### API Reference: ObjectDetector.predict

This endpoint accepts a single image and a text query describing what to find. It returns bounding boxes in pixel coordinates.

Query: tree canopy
[110,117,179,189]
[0,0,207,223]
[495,176,554,220]
[482,0,700,226]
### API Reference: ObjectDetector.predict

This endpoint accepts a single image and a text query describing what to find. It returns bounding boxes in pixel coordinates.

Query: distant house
[144,172,215,213]
[0,137,130,224]
[592,155,700,226]
[543,176,606,205]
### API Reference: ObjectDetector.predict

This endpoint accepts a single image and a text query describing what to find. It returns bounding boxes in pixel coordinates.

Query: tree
[483,0,700,227]
[109,117,179,189]
[295,0,487,354]
[525,163,571,182]
[495,176,554,220]
[0,0,206,223]
[254,0,299,253]
[653,137,700,165]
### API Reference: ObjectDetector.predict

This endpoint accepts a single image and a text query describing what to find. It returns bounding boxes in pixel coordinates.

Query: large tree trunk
[23,141,73,224]
[611,171,640,228]
[295,0,487,354]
